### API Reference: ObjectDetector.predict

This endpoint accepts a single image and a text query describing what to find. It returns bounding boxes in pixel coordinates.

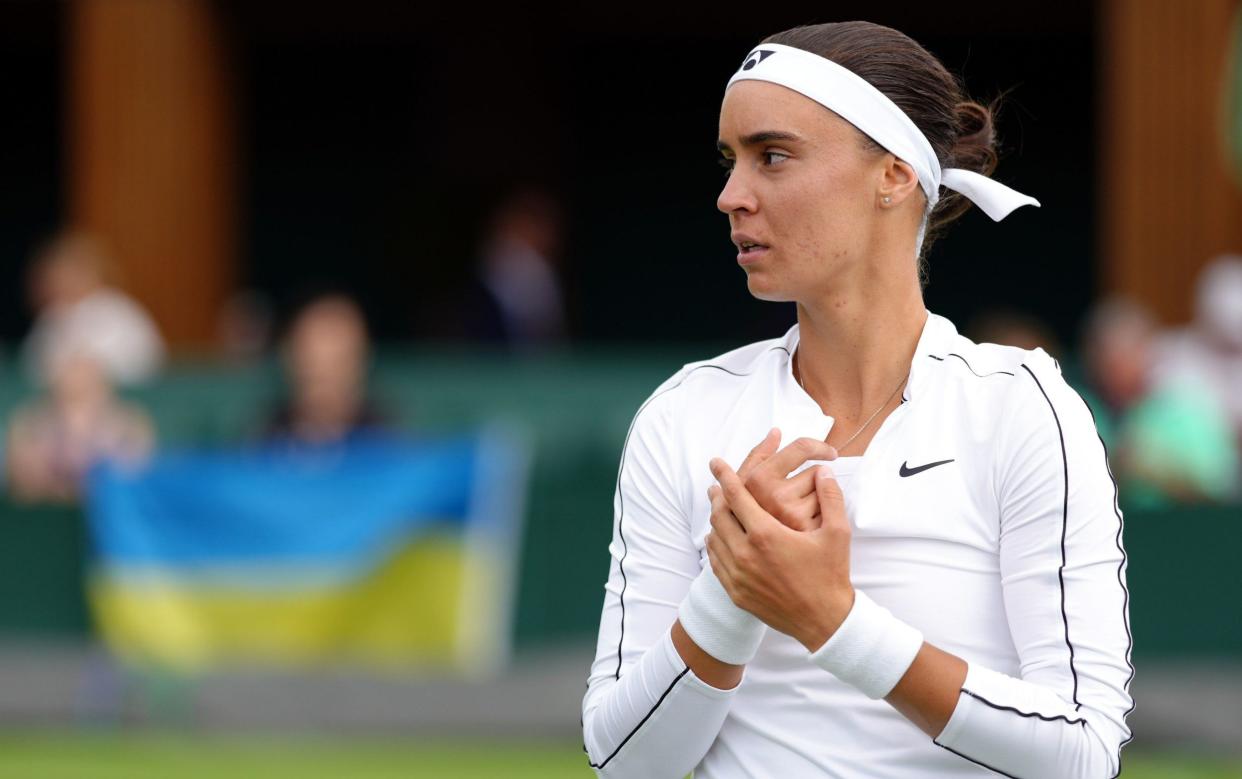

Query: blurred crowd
[1,218,1239,512]
[5,234,159,503]
[1,189,569,505]
[972,256,1242,509]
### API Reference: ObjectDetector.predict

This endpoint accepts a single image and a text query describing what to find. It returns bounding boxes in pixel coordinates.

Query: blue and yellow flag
[83,433,527,673]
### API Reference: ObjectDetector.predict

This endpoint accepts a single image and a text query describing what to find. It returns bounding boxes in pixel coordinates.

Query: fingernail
[825,446,838,460]
[709,458,722,474]
[818,464,834,480]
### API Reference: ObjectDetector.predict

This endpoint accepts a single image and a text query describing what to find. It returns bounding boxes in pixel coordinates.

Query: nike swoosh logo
[899,458,955,477]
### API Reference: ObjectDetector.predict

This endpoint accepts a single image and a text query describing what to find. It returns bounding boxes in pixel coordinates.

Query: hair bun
[950,101,998,177]
[928,100,1000,233]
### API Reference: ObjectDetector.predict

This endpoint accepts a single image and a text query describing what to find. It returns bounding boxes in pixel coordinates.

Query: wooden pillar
[1100,0,1242,324]
[67,0,235,346]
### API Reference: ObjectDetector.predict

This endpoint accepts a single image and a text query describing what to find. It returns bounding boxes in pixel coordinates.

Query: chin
[745,274,795,303]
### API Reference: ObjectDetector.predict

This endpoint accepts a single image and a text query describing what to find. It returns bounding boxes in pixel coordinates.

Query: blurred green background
[1,737,1240,779]
[2,353,1239,657]
[1,355,1240,776]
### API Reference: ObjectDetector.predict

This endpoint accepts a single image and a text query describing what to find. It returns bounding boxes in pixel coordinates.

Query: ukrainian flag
[83,432,527,674]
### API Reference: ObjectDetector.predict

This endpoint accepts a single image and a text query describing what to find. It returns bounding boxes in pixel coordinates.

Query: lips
[732,233,769,266]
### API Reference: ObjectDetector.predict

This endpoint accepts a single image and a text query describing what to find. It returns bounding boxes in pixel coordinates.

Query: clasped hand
[705,429,856,652]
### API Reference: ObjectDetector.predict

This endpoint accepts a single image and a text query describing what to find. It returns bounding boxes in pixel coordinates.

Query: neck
[793,249,927,425]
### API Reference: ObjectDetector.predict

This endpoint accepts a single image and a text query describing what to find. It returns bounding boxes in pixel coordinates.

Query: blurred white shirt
[24,288,165,385]
[1155,329,1242,438]
[1154,256,1242,439]
[481,240,566,345]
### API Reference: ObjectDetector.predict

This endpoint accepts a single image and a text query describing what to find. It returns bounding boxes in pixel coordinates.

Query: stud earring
[882,196,892,205]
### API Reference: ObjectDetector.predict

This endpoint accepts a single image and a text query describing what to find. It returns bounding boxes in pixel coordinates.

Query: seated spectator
[21,231,165,386]
[5,352,155,504]
[464,189,568,348]
[1081,297,1238,508]
[265,294,389,445]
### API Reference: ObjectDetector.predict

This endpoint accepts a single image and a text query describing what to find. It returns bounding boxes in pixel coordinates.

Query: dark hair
[762,22,999,280]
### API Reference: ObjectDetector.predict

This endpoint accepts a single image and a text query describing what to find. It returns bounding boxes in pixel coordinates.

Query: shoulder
[938,333,1104,481]
[78,290,162,335]
[79,289,144,317]
[620,331,792,454]
[934,325,1057,381]
[637,331,791,419]
[917,317,1095,456]
[927,320,1069,405]
[675,332,791,385]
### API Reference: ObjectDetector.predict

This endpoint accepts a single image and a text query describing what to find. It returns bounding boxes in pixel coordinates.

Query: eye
[762,151,790,166]
[718,157,735,176]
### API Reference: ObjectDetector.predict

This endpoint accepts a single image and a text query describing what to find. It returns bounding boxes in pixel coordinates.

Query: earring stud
[882,196,892,205]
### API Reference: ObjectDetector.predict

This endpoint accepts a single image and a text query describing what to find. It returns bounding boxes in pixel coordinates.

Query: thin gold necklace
[796,358,909,455]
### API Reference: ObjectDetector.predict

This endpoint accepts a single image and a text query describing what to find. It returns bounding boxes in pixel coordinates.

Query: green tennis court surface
[0,735,1239,778]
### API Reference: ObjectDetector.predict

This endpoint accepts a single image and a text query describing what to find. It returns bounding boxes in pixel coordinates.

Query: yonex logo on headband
[741,49,776,71]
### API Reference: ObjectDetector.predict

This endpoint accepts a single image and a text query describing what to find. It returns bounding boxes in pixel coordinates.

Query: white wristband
[808,590,924,699]
[677,564,766,665]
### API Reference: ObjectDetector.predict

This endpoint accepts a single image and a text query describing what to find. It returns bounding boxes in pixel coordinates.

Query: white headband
[727,44,1039,222]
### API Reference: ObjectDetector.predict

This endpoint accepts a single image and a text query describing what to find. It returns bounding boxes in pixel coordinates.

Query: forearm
[933,663,1124,779]
[670,619,744,690]
[884,641,967,737]
[811,596,1124,779]
[583,629,737,779]
[886,641,1120,776]
[583,563,762,778]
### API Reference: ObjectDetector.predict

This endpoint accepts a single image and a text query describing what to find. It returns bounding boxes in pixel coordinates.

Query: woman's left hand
[705,457,855,652]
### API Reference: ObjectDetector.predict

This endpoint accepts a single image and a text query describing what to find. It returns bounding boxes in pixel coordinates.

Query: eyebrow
[716,130,803,153]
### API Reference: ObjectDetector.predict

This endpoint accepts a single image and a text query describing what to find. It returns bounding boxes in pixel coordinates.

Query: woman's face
[716,80,897,302]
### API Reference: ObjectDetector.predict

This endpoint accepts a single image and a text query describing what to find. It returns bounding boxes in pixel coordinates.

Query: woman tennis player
[581,21,1133,779]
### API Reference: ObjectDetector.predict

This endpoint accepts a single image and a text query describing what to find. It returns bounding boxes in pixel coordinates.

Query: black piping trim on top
[586,666,691,770]
[961,688,1087,726]
[611,345,786,680]
[1070,391,1137,778]
[928,352,1016,377]
[1020,364,1081,708]
[934,741,1021,779]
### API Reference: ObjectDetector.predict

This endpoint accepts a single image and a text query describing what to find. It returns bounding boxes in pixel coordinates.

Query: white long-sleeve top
[582,311,1134,778]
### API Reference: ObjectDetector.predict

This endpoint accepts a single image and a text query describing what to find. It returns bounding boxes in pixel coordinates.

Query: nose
[717,166,758,215]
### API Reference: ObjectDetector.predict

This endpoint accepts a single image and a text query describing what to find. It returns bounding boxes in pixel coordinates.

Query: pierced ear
[878,156,922,207]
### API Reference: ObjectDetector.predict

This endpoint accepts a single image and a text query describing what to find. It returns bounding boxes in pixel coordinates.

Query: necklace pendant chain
[797,364,909,454]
